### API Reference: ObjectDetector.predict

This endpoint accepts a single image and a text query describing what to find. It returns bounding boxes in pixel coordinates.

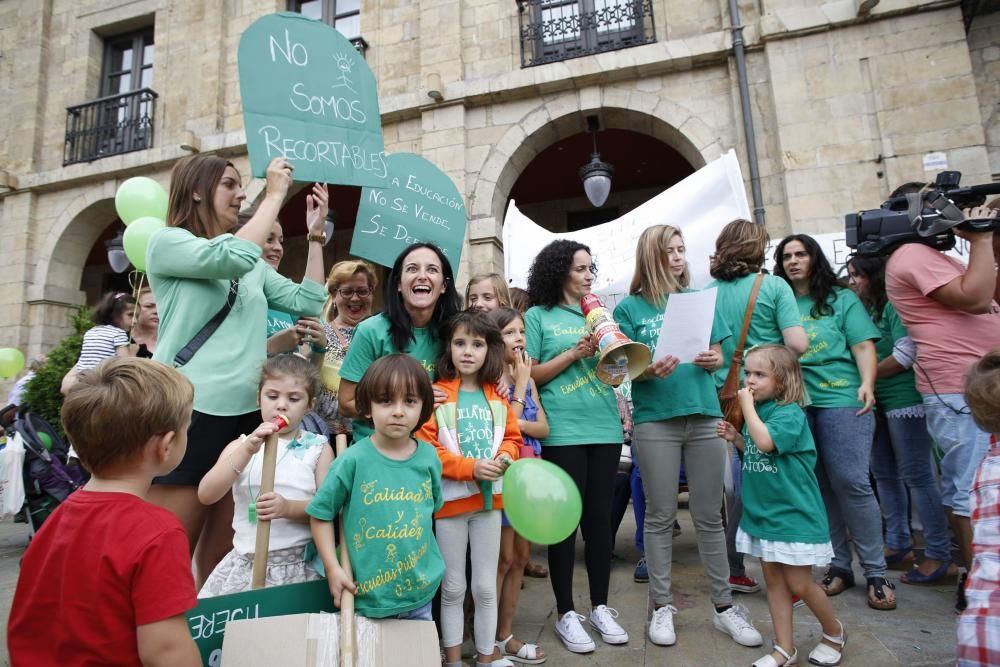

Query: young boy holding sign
[8,358,200,667]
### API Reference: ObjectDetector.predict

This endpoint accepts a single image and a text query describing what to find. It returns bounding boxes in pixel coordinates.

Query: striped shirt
[957,435,1000,666]
[74,325,129,371]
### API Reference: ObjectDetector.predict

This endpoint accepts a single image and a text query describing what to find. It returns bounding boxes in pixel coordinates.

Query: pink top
[886,243,1000,394]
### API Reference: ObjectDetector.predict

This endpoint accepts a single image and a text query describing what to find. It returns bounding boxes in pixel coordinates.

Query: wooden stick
[251,419,285,589]
[335,434,355,667]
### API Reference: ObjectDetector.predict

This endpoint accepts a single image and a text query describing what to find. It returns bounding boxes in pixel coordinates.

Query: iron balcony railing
[517,0,656,68]
[64,87,158,166]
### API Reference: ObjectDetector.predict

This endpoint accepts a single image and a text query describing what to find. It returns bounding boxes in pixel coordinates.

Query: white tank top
[231,429,327,555]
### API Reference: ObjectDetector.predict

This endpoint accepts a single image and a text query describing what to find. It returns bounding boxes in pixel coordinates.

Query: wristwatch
[306,232,327,244]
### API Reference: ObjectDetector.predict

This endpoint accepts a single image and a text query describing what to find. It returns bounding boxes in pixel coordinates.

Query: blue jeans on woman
[807,407,887,578]
[871,412,951,561]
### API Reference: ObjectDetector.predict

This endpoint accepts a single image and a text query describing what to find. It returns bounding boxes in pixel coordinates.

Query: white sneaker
[554,611,596,653]
[648,605,678,646]
[713,604,763,647]
[589,605,629,645]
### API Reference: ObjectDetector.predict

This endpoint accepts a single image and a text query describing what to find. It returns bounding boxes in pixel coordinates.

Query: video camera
[845,171,1000,257]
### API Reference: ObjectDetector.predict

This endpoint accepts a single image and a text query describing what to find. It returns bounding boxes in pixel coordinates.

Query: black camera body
[845,171,1000,257]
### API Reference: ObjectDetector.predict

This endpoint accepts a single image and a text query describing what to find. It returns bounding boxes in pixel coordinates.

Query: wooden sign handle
[250,430,280,590]
[335,434,355,667]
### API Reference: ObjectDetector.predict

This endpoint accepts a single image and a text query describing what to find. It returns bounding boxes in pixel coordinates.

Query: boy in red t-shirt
[8,357,200,667]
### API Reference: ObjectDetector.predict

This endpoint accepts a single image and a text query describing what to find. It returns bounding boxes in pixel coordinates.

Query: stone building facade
[0,0,997,371]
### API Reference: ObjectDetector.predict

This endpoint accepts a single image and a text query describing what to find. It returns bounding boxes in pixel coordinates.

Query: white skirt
[198,545,321,598]
[736,527,834,567]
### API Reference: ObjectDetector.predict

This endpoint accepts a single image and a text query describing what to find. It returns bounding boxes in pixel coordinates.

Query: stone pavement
[0,506,958,666]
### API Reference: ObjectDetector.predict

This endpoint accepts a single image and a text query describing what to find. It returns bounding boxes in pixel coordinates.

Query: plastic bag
[0,432,26,519]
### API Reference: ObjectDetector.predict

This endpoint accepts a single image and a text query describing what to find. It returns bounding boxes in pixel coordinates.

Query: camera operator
[884,185,1000,612]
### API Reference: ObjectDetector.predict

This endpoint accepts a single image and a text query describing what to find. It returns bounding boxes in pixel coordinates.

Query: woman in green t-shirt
[614,225,763,649]
[337,243,462,442]
[846,255,952,583]
[524,240,627,653]
[774,234,895,611]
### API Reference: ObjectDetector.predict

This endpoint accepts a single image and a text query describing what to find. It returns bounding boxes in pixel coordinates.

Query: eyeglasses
[335,288,372,298]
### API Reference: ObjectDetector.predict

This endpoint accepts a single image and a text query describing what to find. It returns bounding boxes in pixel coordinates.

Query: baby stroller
[1,407,86,536]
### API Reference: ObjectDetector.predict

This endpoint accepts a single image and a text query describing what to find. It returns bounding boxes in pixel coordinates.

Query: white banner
[503,150,751,307]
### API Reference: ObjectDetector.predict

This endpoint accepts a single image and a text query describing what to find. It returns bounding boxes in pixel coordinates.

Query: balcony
[517,0,656,68]
[63,88,158,166]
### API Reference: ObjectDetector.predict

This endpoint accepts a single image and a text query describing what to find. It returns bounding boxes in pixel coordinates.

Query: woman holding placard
[614,225,763,649]
[146,154,328,584]
[708,219,808,596]
[523,240,626,654]
[337,242,461,441]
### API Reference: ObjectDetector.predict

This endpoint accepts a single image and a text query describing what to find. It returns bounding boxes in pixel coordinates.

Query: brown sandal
[523,561,548,578]
[867,576,897,610]
[818,567,855,596]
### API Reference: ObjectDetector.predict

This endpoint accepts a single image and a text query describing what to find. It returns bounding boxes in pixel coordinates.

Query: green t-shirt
[340,314,441,441]
[458,389,496,508]
[524,305,623,447]
[739,400,829,543]
[266,309,295,338]
[306,437,445,618]
[873,303,922,411]
[614,292,731,423]
[147,227,326,415]
[796,287,881,408]
[709,274,801,389]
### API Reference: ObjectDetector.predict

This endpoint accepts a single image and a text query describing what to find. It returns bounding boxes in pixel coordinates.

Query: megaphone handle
[335,434,356,667]
[250,431,279,589]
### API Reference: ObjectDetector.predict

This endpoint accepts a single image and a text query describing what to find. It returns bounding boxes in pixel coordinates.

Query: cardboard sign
[187,579,335,667]
[351,152,467,268]
[238,13,388,187]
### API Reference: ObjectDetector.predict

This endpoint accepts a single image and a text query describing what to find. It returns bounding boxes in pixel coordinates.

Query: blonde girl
[466,273,512,313]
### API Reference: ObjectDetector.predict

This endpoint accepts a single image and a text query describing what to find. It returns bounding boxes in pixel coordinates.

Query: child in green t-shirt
[717,345,845,667]
[307,354,445,621]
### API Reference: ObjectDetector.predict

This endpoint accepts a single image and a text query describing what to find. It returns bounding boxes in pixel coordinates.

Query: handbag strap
[173,279,239,368]
[720,273,765,395]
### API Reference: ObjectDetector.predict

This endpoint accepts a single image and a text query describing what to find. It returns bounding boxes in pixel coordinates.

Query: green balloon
[115,177,168,225]
[37,432,53,451]
[0,348,25,379]
[123,216,166,272]
[502,459,582,545]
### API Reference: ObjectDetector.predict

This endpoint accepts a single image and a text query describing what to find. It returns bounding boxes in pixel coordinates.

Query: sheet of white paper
[653,288,717,363]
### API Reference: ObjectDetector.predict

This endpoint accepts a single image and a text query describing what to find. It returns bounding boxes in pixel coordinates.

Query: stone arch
[469,89,720,225]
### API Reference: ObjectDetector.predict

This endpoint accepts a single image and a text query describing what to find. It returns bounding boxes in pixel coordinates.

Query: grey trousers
[633,416,732,606]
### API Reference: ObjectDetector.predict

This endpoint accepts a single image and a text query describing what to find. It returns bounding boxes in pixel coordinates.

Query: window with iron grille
[518,0,655,68]
[289,0,369,54]
[64,27,157,165]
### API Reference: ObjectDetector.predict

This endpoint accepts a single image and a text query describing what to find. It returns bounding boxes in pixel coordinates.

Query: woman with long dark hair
[524,240,626,654]
[146,155,328,585]
[846,255,952,583]
[337,242,461,442]
[773,234,894,611]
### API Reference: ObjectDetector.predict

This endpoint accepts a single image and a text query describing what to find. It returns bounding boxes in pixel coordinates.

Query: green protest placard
[187,579,335,667]
[238,13,388,187]
[352,153,468,268]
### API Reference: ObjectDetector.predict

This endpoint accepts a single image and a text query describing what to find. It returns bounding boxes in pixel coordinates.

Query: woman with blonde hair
[313,260,379,436]
[708,219,808,595]
[614,225,762,649]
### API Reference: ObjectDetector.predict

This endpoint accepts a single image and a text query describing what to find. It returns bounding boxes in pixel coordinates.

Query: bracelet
[228,451,244,476]
[306,232,327,244]
[511,397,526,407]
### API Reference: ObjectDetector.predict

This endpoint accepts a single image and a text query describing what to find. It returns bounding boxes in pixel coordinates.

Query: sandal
[900,560,955,585]
[884,549,915,571]
[807,620,846,666]
[753,642,798,666]
[817,567,855,597]
[866,576,897,610]
[523,561,548,578]
[496,635,547,664]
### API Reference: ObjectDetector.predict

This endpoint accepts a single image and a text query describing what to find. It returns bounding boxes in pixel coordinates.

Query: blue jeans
[922,393,992,518]
[395,601,432,621]
[871,412,951,561]
[807,407,887,578]
[631,462,645,553]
